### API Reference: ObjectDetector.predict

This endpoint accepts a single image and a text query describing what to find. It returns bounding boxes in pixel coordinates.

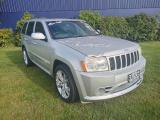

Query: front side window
[22,22,28,34]
[35,22,46,36]
[26,22,35,36]
[47,21,99,39]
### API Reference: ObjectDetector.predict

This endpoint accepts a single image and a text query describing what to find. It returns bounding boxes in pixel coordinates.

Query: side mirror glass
[31,33,46,40]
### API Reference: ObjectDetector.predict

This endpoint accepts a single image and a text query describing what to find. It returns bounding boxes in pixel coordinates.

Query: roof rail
[30,16,48,19]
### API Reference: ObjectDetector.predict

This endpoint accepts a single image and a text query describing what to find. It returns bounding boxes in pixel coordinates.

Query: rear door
[25,21,35,60]
[21,22,28,47]
[21,22,28,38]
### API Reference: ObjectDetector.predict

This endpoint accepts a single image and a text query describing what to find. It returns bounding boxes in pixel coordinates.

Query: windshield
[47,21,99,39]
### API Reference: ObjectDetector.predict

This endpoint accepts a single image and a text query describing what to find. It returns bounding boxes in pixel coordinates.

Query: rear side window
[26,22,35,36]
[22,22,28,34]
[35,22,46,36]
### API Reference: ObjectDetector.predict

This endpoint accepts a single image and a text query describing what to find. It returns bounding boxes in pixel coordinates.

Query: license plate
[128,70,140,83]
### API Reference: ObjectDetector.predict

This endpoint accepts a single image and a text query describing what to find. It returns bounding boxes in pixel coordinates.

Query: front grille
[109,57,116,70]
[109,51,140,71]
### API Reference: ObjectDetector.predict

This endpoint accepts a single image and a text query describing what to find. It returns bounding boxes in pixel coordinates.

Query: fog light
[99,88,106,93]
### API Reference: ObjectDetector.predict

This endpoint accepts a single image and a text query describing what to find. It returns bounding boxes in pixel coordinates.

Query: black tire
[22,48,33,67]
[54,64,79,103]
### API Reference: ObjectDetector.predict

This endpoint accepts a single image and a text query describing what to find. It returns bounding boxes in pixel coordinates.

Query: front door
[31,22,51,71]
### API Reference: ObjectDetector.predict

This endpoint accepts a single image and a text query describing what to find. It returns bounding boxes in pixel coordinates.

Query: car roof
[27,18,84,22]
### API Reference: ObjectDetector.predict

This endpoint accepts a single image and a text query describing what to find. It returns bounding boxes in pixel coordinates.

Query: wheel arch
[22,45,25,50]
[52,59,73,75]
[52,59,80,101]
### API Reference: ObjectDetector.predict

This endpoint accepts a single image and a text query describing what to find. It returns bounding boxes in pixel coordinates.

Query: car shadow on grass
[6,49,59,99]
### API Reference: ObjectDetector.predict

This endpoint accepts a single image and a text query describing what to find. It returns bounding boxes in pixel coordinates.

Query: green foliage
[79,10,102,29]
[79,11,159,42]
[15,12,32,46]
[100,16,129,39]
[157,22,160,41]
[157,28,160,41]
[16,12,33,33]
[126,13,159,42]
[0,29,14,47]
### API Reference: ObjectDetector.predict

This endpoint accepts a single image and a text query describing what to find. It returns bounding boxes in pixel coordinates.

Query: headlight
[81,56,109,72]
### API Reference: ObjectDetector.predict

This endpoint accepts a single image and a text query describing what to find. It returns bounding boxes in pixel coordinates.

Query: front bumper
[73,56,146,102]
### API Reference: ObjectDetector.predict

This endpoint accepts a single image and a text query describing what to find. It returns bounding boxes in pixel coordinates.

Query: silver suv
[21,18,146,103]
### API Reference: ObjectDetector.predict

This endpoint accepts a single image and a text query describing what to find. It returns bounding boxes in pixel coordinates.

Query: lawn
[0,42,160,120]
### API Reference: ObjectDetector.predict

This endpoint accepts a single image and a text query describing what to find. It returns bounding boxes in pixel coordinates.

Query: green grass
[0,42,160,120]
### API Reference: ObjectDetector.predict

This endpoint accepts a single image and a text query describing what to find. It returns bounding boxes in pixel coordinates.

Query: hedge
[80,11,160,42]
[0,29,14,47]
[79,10,102,29]
[100,16,129,39]
[15,12,32,46]
[126,14,159,42]
[157,22,160,40]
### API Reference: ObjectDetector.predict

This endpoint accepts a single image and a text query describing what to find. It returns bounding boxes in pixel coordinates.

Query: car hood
[57,35,138,56]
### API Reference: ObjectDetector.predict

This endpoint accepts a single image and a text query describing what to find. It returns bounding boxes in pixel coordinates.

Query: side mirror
[96,29,101,34]
[31,33,46,40]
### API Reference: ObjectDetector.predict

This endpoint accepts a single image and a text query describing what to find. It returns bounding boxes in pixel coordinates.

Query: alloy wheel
[55,70,70,99]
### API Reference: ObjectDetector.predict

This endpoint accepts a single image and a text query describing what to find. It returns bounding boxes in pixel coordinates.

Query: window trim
[26,21,35,36]
[25,22,29,35]
[21,22,28,35]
